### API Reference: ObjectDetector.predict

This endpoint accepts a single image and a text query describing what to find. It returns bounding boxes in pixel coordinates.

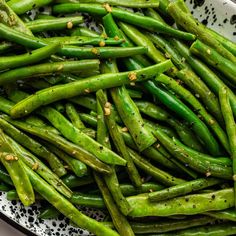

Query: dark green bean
[155,74,230,153]
[39,206,61,219]
[0,182,11,191]
[26,16,83,32]
[71,27,99,37]
[205,209,236,222]
[144,80,222,156]
[53,3,195,40]
[62,174,94,189]
[0,166,13,186]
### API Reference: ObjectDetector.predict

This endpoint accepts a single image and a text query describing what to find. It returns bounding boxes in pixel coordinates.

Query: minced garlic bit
[91,47,99,55]
[57,64,64,71]
[128,72,137,81]
[121,127,128,132]
[149,189,153,193]
[72,150,77,155]
[104,102,111,116]
[156,143,161,149]
[5,154,17,161]
[130,82,136,86]
[32,162,39,171]
[67,21,73,29]
[99,41,106,47]
[103,3,112,13]
[206,171,211,177]
[209,119,215,125]
[114,35,120,41]
[233,175,236,181]
[84,88,90,93]
[207,49,211,55]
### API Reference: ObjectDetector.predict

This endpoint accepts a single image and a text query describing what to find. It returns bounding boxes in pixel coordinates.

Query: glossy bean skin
[0,60,100,85]
[53,3,195,40]
[7,0,53,15]
[10,60,172,118]
[127,188,234,217]
[149,178,223,202]
[0,43,60,71]
[26,16,83,32]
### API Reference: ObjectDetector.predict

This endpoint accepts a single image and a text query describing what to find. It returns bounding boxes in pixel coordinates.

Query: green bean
[206,27,236,56]
[0,43,60,71]
[135,101,204,152]
[168,0,236,63]
[128,148,186,186]
[118,21,166,64]
[58,0,159,8]
[23,163,119,236]
[3,116,112,175]
[149,178,223,202]
[71,27,100,37]
[7,189,43,201]
[35,14,56,20]
[93,173,135,236]
[97,89,142,187]
[0,0,32,35]
[10,60,172,118]
[53,4,195,40]
[5,133,73,198]
[0,130,35,206]
[0,96,14,115]
[45,36,123,46]
[69,95,97,111]
[146,33,224,124]
[62,174,94,189]
[0,23,146,58]
[153,128,232,179]
[171,39,236,117]
[7,0,53,15]
[0,60,100,85]
[38,206,61,219]
[0,118,67,177]
[0,182,11,191]
[159,223,236,236]
[26,16,83,32]
[126,89,143,99]
[65,102,85,130]
[0,166,13,186]
[79,113,97,128]
[43,143,88,178]
[219,87,236,207]
[205,208,236,222]
[95,88,132,216]
[156,74,230,153]
[190,40,236,86]
[128,188,234,217]
[38,106,126,166]
[112,87,156,151]
[144,80,222,156]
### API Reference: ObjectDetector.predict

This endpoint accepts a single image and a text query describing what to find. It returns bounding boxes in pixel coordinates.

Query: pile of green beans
[0,0,236,235]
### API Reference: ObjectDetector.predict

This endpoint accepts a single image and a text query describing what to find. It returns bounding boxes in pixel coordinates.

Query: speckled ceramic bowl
[0,1,236,235]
